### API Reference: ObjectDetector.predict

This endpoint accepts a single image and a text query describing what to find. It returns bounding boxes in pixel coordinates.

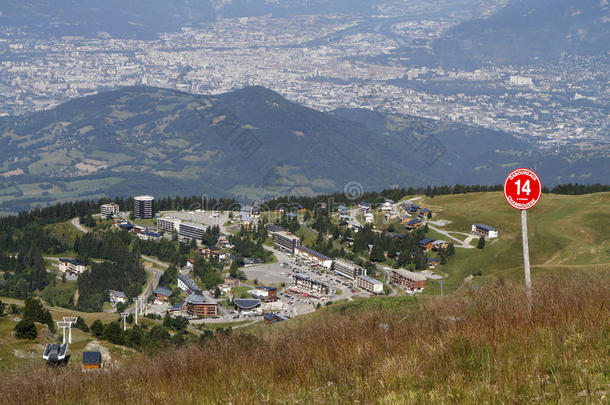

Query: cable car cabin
[43,343,70,365]
[83,351,102,369]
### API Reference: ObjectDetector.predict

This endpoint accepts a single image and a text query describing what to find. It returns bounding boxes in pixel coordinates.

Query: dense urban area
[1,13,607,145]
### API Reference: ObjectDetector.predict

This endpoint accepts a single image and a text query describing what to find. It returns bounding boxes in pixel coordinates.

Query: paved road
[70,216,165,313]
[426,223,474,249]
[141,255,169,269]
[71,217,89,233]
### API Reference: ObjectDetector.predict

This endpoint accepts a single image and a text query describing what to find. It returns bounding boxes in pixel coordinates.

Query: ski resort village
[1,190,505,368]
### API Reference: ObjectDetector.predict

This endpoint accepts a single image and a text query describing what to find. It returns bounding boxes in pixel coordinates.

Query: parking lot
[242,261,293,284]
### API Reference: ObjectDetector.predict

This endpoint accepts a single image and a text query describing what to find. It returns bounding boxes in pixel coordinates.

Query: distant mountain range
[0,0,434,39]
[433,0,610,67]
[0,85,606,213]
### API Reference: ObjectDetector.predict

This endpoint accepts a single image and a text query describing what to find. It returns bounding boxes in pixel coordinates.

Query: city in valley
[2,13,607,147]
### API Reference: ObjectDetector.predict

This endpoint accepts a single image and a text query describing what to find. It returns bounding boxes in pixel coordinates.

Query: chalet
[185,294,218,318]
[295,204,307,213]
[240,213,252,228]
[358,202,372,213]
[346,218,363,231]
[217,284,232,294]
[384,232,404,240]
[263,313,286,325]
[380,200,394,212]
[218,234,229,245]
[254,286,278,302]
[137,230,162,241]
[224,276,240,287]
[431,240,450,251]
[364,211,374,223]
[118,223,134,231]
[185,259,195,269]
[471,224,498,239]
[337,205,349,215]
[178,274,203,295]
[405,218,423,230]
[108,290,126,306]
[153,286,172,304]
[169,302,184,314]
[339,213,352,221]
[82,351,102,369]
[391,269,427,292]
[427,257,439,268]
[398,215,411,224]
[294,246,333,269]
[58,258,87,275]
[384,211,398,221]
[233,298,261,313]
[286,212,298,220]
[418,208,430,218]
[406,204,420,215]
[198,245,226,261]
[419,238,435,251]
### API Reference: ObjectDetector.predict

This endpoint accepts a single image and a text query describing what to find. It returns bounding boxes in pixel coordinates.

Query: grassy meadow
[0,268,607,404]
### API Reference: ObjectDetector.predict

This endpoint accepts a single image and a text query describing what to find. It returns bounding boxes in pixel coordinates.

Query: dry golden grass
[1,270,608,404]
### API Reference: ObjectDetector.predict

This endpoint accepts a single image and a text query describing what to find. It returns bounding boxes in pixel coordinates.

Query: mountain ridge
[0,85,606,213]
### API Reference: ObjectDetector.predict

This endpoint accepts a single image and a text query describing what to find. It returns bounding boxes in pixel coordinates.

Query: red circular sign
[504,168,542,210]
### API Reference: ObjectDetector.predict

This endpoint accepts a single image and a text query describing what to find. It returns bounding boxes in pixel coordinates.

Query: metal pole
[133,298,138,325]
[439,280,445,297]
[68,324,72,344]
[521,210,532,312]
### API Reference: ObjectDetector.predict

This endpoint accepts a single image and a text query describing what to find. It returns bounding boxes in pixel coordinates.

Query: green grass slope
[1,269,608,404]
[418,191,609,294]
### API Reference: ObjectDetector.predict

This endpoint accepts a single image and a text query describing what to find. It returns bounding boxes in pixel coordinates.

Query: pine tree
[477,236,486,249]
[15,319,37,340]
[90,319,104,338]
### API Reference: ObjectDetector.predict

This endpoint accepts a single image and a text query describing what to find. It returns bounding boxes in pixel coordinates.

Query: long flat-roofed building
[179,222,205,240]
[274,230,301,253]
[391,269,427,292]
[157,217,180,233]
[356,275,383,294]
[333,258,366,280]
[293,273,330,294]
[133,195,155,219]
[294,246,333,269]
[157,217,208,241]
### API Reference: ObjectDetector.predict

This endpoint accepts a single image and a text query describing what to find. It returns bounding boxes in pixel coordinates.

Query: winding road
[70,217,166,312]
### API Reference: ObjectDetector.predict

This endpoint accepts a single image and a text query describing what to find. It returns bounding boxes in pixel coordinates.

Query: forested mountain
[0,85,606,213]
[433,0,610,67]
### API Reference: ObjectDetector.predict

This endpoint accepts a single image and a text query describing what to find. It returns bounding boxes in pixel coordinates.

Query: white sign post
[504,168,542,312]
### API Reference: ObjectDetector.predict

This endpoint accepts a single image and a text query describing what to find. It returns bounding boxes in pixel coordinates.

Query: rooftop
[185,293,207,305]
[233,298,261,310]
[295,245,332,261]
[82,351,102,365]
[357,274,382,284]
[392,268,427,281]
[154,286,172,297]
